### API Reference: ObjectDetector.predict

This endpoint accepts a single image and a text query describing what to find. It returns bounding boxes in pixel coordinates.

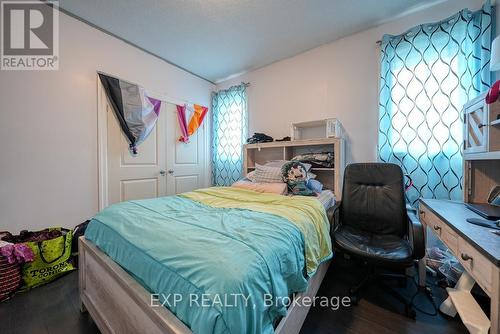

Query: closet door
[106,102,167,205]
[164,102,206,195]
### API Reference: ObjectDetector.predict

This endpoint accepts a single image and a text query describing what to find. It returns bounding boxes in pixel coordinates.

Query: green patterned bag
[21,228,75,289]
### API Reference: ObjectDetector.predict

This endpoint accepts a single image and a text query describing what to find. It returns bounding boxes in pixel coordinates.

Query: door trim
[96,73,210,210]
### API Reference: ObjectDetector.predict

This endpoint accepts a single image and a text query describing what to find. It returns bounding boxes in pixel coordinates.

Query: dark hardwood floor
[0,256,467,334]
[0,270,98,334]
[300,256,467,334]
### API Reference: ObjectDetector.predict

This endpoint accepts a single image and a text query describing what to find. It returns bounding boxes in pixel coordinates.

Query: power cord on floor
[406,274,440,316]
[409,280,438,316]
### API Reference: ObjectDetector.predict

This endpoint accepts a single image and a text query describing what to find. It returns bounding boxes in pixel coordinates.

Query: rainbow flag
[176,104,208,142]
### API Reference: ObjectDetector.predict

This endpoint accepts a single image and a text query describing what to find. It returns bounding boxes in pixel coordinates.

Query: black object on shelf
[465,202,500,220]
[466,217,500,230]
[247,133,273,144]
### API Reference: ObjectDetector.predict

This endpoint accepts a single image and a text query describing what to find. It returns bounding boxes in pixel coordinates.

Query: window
[378,4,492,205]
[212,84,248,186]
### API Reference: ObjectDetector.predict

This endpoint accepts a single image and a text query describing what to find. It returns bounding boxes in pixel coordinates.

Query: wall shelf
[245,138,340,149]
[464,151,500,160]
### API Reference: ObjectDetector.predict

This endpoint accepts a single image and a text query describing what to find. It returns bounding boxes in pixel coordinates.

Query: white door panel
[175,133,198,164]
[174,175,199,194]
[107,103,166,205]
[165,102,205,195]
[120,178,158,201]
[105,97,206,205]
[121,126,158,165]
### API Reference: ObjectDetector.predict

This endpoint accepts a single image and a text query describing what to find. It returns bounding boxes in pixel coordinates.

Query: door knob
[159,170,166,176]
[168,169,174,174]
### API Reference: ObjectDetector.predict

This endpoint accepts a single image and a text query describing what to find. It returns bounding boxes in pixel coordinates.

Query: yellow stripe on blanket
[181,187,332,276]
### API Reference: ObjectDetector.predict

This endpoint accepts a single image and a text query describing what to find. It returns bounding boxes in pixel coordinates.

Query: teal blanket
[85,196,310,334]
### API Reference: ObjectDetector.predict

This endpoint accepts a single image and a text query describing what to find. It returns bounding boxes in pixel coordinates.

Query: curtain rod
[212,82,251,95]
[375,1,494,45]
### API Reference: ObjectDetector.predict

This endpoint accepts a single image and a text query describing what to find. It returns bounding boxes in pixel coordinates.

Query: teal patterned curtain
[379,2,493,206]
[212,84,248,186]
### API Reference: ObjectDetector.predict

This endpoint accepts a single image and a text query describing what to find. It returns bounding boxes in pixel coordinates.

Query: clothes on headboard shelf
[292,152,334,168]
[247,133,273,144]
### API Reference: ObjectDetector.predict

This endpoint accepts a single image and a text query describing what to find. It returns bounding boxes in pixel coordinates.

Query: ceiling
[60,0,444,83]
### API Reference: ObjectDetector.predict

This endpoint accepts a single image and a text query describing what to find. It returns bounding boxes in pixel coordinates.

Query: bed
[80,186,337,334]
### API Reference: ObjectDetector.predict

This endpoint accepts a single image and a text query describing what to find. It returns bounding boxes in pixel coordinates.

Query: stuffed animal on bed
[281,161,316,196]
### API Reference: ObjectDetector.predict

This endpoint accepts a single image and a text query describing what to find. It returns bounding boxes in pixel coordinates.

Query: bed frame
[79,237,331,334]
[81,138,341,333]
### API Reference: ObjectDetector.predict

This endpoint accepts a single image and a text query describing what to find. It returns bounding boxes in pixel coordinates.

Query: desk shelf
[447,288,490,334]
[419,199,500,334]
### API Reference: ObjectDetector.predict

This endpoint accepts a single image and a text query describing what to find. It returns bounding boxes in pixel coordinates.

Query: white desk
[419,199,500,334]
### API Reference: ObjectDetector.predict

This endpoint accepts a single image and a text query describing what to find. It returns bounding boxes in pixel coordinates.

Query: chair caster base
[405,305,416,319]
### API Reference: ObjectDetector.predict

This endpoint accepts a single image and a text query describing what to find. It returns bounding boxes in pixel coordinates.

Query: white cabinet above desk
[463,92,500,159]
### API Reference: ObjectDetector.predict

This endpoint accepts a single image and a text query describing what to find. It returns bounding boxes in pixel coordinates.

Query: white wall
[0,11,214,233]
[217,0,486,164]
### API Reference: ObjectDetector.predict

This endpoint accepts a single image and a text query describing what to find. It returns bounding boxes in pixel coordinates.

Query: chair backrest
[340,163,407,236]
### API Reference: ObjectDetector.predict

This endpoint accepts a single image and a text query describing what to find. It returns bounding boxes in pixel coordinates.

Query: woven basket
[0,255,21,302]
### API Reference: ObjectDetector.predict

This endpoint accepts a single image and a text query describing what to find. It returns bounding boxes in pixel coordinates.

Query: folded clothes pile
[292,152,334,168]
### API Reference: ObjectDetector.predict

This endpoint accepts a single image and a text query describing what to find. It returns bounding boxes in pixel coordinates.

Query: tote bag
[21,228,75,289]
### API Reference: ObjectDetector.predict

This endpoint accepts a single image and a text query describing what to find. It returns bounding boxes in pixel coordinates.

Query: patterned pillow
[253,164,284,183]
[245,171,256,182]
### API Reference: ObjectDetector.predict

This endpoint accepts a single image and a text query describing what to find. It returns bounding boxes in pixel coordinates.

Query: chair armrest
[327,202,341,235]
[407,210,425,260]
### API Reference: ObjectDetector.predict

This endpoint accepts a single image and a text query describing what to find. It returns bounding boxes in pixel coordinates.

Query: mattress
[238,178,336,210]
[85,187,332,334]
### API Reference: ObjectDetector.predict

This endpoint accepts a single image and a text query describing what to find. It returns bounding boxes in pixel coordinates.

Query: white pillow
[263,160,287,167]
[254,163,284,183]
[246,162,314,183]
[246,171,256,182]
[247,169,314,181]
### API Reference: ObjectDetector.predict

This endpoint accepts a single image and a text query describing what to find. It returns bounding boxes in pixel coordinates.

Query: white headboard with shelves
[243,138,345,200]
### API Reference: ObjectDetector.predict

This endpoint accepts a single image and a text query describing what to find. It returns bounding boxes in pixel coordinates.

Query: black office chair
[332,163,425,318]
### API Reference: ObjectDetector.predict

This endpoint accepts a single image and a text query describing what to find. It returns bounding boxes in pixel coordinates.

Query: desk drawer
[458,237,493,295]
[419,206,443,236]
[440,225,459,255]
[419,205,459,256]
